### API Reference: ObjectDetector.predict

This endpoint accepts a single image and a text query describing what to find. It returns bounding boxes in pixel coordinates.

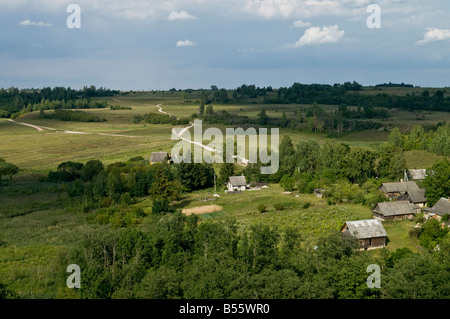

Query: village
[150,151,450,252]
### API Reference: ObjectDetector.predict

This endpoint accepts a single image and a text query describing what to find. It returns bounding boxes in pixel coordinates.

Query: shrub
[409,227,421,239]
[414,212,425,223]
[257,203,267,213]
[274,203,284,211]
[302,202,311,209]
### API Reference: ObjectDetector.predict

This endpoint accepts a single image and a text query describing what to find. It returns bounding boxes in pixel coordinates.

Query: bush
[274,203,284,211]
[409,227,421,239]
[414,212,425,223]
[257,203,267,213]
[302,202,311,209]
[152,199,170,215]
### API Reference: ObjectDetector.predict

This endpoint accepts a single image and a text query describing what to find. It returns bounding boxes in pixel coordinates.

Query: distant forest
[0,86,118,118]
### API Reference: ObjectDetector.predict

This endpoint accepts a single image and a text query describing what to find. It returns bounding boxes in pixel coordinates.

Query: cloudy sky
[1,0,450,90]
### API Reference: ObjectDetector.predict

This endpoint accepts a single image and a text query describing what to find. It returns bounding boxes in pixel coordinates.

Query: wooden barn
[372,201,420,221]
[378,181,420,199]
[404,169,427,181]
[341,219,388,250]
[398,189,427,207]
[423,198,450,221]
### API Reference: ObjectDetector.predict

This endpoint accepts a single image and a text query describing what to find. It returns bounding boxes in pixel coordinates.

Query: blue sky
[1,0,450,90]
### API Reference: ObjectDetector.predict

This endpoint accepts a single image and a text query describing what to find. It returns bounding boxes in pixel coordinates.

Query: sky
[1,0,450,90]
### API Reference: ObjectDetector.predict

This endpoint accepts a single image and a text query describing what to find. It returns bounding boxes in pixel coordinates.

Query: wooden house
[372,201,420,221]
[150,152,170,164]
[423,198,450,221]
[341,219,388,250]
[227,176,247,192]
[378,181,420,199]
[398,189,427,207]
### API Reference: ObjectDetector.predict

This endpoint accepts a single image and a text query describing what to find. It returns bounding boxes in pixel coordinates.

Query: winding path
[161,105,249,165]
[8,119,141,138]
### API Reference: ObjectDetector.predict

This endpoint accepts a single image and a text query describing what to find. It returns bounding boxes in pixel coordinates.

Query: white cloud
[416,28,450,46]
[19,19,52,27]
[295,25,344,46]
[176,39,196,47]
[292,20,312,28]
[168,10,197,21]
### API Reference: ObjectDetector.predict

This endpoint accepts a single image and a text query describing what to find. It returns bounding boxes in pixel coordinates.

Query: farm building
[404,169,427,181]
[378,181,421,198]
[372,201,420,221]
[150,152,170,164]
[227,176,247,192]
[423,198,450,221]
[341,219,388,250]
[398,189,427,207]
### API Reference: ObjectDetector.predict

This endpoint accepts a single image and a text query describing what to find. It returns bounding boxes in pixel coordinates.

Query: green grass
[382,219,421,252]
[404,150,445,169]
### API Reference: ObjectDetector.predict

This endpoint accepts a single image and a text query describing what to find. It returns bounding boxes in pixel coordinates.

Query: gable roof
[342,219,388,239]
[407,189,427,204]
[406,169,427,180]
[372,201,417,217]
[150,152,169,163]
[228,176,247,186]
[424,198,450,216]
[379,181,420,193]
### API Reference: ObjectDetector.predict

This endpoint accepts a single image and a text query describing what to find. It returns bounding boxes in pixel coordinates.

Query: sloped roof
[228,176,247,186]
[373,201,416,217]
[343,219,388,239]
[406,169,427,180]
[150,152,169,162]
[407,189,427,204]
[380,181,420,193]
[424,198,450,216]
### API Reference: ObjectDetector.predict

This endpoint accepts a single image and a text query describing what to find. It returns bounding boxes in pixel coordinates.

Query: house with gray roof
[227,176,247,192]
[341,219,388,250]
[150,152,170,164]
[379,181,420,198]
[372,200,420,221]
[398,189,427,207]
[423,198,450,221]
[404,169,427,181]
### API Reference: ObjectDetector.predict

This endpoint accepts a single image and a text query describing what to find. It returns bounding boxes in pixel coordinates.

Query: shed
[227,176,247,192]
[150,152,170,164]
[404,169,427,181]
[341,219,388,250]
[372,201,420,221]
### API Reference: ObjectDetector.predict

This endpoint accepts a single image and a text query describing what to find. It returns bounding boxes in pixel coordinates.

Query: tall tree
[423,159,450,206]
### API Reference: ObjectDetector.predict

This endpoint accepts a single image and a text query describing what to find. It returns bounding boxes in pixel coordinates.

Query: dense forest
[0,86,116,118]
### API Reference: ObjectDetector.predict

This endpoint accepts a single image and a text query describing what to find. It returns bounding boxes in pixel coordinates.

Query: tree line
[0,86,116,117]
[388,122,450,157]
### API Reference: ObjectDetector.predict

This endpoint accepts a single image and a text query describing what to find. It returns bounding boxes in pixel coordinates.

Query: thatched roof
[405,169,427,181]
[407,189,427,204]
[150,152,169,163]
[342,219,388,239]
[424,198,450,216]
[379,181,420,193]
[372,201,417,217]
[228,176,247,186]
